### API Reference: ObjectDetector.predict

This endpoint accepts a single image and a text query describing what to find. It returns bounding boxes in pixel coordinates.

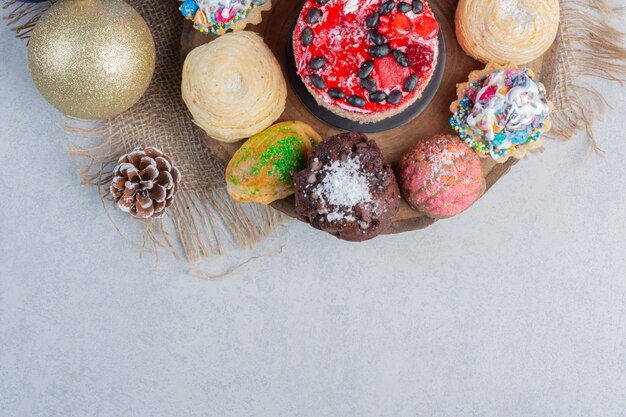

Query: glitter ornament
[28,0,156,120]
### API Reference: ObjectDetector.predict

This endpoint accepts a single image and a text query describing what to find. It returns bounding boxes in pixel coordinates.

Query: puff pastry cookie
[182,31,287,143]
[456,0,559,65]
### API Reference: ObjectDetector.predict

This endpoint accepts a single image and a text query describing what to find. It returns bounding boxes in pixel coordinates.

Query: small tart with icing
[293,0,440,123]
[182,31,287,143]
[450,63,553,163]
[179,0,272,35]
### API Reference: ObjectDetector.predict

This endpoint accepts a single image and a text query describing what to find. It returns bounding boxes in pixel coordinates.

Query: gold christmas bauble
[28,0,156,120]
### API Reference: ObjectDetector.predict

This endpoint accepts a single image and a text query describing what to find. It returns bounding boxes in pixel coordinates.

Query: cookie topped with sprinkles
[293,0,440,123]
[179,0,271,35]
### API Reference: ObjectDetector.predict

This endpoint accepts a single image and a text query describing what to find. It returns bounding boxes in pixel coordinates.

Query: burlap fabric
[2,0,286,261]
[2,0,625,261]
[547,0,626,145]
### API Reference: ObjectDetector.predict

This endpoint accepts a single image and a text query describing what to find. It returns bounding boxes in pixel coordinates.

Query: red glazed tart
[293,0,440,123]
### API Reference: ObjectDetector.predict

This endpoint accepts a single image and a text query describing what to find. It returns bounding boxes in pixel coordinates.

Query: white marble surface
[2,15,626,417]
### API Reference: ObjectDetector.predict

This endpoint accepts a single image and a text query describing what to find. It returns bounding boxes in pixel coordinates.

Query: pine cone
[110,147,181,219]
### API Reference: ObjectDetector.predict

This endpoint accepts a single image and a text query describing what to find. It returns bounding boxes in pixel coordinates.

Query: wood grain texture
[181,0,552,234]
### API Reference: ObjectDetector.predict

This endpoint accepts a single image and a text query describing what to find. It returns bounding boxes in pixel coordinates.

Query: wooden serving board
[181,0,553,234]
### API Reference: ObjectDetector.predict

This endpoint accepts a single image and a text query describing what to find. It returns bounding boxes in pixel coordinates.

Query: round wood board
[181,0,555,234]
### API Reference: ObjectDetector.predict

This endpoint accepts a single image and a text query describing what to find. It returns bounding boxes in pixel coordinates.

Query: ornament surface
[28,0,156,120]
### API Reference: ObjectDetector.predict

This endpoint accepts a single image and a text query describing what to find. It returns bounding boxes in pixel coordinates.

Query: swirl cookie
[179,0,272,35]
[181,31,287,142]
[293,0,440,123]
[450,64,552,162]
[455,0,559,64]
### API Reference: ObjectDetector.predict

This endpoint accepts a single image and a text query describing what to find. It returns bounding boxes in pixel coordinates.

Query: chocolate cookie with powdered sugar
[294,132,400,242]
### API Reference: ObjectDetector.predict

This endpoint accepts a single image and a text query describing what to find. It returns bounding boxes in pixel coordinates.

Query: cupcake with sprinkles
[450,63,552,163]
[179,0,271,35]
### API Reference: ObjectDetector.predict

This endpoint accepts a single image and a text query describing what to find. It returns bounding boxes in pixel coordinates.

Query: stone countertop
[1,14,625,417]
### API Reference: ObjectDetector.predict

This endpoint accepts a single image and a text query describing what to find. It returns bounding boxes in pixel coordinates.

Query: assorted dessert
[450,64,552,162]
[177,0,559,241]
[293,0,440,123]
[396,134,485,219]
[455,0,560,65]
[226,121,321,204]
[294,132,400,241]
[179,0,271,35]
[181,31,286,143]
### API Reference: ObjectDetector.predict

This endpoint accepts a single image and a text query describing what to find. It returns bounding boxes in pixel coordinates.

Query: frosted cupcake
[179,0,271,35]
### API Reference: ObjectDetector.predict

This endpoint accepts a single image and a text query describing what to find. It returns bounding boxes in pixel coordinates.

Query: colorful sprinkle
[179,0,267,35]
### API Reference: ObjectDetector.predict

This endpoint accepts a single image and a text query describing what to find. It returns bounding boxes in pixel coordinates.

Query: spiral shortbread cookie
[455,0,559,65]
[182,31,287,142]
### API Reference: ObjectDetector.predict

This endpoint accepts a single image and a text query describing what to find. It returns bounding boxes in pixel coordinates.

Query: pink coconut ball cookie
[397,134,486,219]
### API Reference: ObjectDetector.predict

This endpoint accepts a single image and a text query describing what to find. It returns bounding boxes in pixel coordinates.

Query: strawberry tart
[293,0,440,123]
